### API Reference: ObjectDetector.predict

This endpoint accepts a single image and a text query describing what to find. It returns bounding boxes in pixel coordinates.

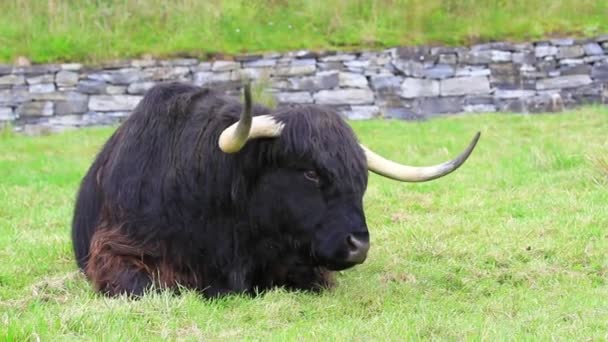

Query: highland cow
[72,82,480,297]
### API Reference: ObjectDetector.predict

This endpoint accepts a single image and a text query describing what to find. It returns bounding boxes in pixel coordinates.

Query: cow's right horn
[218,83,284,153]
[362,132,480,182]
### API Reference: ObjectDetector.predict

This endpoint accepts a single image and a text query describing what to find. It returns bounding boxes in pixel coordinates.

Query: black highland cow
[72,82,480,297]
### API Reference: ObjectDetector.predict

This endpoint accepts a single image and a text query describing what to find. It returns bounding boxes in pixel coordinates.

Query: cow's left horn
[362,132,480,182]
[218,83,284,153]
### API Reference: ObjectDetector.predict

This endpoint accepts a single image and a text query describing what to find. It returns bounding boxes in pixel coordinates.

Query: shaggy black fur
[72,82,369,297]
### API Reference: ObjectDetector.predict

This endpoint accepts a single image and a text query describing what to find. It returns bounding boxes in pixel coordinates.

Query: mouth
[322,260,361,271]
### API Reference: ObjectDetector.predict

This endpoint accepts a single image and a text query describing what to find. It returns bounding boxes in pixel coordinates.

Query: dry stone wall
[2,36,608,133]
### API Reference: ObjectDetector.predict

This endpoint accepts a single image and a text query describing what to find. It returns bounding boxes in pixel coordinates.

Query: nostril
[346,234,370,254]
[346,235,359,252]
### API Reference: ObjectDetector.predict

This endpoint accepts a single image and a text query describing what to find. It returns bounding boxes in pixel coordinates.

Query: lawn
[1,0,607,63]
[1,108,607,340]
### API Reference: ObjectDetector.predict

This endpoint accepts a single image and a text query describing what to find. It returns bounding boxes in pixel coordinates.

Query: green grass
[1,0,608,64]
[1,108,608,340]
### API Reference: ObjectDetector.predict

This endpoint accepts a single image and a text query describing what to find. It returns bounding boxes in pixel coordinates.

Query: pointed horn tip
[450,131,482,167]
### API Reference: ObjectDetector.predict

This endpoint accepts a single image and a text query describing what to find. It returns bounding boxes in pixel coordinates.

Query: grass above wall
[1,0,608,63]
[1,107,607,339]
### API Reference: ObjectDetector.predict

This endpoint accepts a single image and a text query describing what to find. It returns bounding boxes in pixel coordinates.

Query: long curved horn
[362,132,480,182]
[218,84,284,153]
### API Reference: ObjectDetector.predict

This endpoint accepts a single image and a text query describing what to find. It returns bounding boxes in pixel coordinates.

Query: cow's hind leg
[86,227,154,297]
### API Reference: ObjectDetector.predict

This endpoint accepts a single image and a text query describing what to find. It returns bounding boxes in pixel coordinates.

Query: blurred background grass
[1,0,607,63]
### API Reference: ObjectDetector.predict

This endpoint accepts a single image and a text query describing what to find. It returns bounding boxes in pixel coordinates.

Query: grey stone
[106,85,127,95]
[400,78,439,98]
[0,74,25,85]
[596,35,608,42]
[490,51,512,62]
[291,59,316,66]
[465,95,496,106]
[274,92,313,104]
[455,66,491,77]
[239,68,272,80]
[370,75,402,92]
[424,64,455,79]
[438,54,457,64]
[26,74,54,85]
[345,60,370,71]
[147,66,191,81]
[536,75,593,90]
[209,71,241,83]
[89,68,146,85]
[235,54,264,62]
[338,72,368,88]
[17,101,54,116]
[61,63,83,71]
[161,58,198,66]
[382,107,424,120]
[29,83,56,93]
[471,42,517,52]
[584,43,604,56]
[193,72,213,86]
[431,47,459,54]
[584,55,608,64]
[320,54,356,62]
[535,45,558,58]
[55,92,89,115]
[537,60,557,73]
[344,59,370,69]
[0,65,13,75]
[17,65,60,76]
[314,89,374,105]
[211,61,241,71]
[559,58,585,65]
[288,71,339,91]
[416,96,463,114]
[494,89,536,99]
[463,104,496,112]
[274,65,316,77]
[318,62,345,71]
[127,82,156,94]
[512,51,536,64]
[520,64,544,78]
[392,60,425,77]
[527,93,565,112]
[490,64,521,89]
[591,64,608,81]
[89,95,143,111]
[440,76,491,96]
[0,89,11,106]
[458,50,499,64]
[77,80,107,94]
[345,105,380,120]
[131,59,157,68]
[243,59,277,68]
[551,38,574,46]
[557,45,585,59]
[27,91,67,101]
[396,46,436,63]
[191,62,212,72]
[560,64,591,76]
[55,71,79,87]
[0,107,15,121]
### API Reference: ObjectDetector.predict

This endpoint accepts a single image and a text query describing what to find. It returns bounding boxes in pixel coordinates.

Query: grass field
[1,0,608,63]
[1,108,608,340]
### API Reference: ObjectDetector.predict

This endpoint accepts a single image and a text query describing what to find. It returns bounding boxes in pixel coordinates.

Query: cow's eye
[303,170,320,184]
